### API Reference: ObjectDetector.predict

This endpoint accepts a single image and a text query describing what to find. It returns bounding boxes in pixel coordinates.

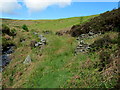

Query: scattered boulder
[23,55,31,64]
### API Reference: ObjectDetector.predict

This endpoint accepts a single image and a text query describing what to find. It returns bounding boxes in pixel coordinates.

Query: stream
[0,44,15,72]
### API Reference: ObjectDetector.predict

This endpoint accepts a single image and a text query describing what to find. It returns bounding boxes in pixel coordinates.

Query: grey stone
[41,37,47,44]
[33,32,38,35]
[34,42,43,47]
[23,55,31,64]
[41,37,46,41]
[38,35,43,39]
[89,31,94,36]
[38,42,43,45]
[78,44,83,47]
[80,40,84,44]
[76,47,81,49]
[35,43,39,47]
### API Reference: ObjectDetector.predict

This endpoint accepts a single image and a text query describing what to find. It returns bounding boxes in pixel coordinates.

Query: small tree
[22,24,29,32]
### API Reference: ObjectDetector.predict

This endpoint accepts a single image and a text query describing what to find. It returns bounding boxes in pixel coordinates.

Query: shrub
[22,24,29,32]
[2,24,10,35]
[70,8,120,37]
[90,35,112,52]
[98,51,111,71]
[2,37,15,51]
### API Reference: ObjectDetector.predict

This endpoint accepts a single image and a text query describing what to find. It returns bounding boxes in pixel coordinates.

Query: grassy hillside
[70,8,120,37]
[2,15,96,32]
[1,10,119,88]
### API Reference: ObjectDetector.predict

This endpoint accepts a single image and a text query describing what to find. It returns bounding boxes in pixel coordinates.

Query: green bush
[22,24,29,32]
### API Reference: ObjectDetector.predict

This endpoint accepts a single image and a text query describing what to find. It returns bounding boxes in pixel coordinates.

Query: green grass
[2,15,97,32]
[2,14,118,88]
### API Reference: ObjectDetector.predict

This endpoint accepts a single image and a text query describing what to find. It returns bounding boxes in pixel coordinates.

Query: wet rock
[2,54,11,66]
[1,44,15,69]
[5,46,15,54]
[23,55,31,64]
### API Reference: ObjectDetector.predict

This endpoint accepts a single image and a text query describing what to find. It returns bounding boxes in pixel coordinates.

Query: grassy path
[21,34,101,88]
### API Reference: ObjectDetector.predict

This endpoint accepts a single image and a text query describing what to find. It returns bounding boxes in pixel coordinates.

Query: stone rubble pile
[74,31,101,55]
[76,31,101,41]
[31,32,47,48]
[74,40,90,55]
